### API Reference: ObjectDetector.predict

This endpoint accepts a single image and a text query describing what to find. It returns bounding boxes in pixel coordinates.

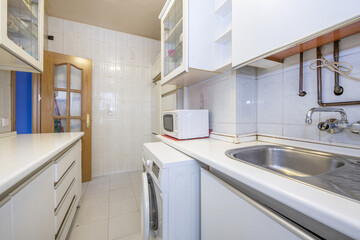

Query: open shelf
[215,0,231,17]
[215,28,231,44]
[215,61,232,73]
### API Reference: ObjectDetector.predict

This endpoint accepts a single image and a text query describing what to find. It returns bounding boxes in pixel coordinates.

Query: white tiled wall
[188,33,360,146]
[47,17,160,177]
[0,70,11,133]
[257,33,360,145]
[188,67,257,135]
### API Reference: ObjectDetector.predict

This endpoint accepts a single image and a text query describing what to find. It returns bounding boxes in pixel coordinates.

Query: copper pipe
[333,40,343,95]
[317,46,360,106]
[298,52,306,97]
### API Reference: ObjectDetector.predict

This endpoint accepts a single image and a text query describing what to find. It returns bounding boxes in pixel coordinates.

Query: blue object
[15,72,32,134]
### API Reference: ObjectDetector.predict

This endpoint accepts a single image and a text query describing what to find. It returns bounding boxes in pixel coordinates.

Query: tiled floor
[69,171,142,240]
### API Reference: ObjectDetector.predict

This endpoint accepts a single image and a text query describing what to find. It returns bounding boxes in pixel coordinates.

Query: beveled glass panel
[54,91,67,116]
[71,66,82,90]
[8,0,39,59]
[54,119,67,133]
[54,65,67,89]
[70,119,82,132]
[70,92,82,116]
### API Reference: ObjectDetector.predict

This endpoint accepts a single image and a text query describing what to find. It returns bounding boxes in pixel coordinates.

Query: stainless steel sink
[226,145,345,177]
[225,145,360,202]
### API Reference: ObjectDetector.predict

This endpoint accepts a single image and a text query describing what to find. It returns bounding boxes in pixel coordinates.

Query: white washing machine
[141,142,200,240]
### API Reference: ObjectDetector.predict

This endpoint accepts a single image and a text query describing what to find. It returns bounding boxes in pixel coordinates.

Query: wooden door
[41,51,92,182]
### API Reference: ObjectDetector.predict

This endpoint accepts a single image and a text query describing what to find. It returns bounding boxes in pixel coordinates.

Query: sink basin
[225,145,346,177]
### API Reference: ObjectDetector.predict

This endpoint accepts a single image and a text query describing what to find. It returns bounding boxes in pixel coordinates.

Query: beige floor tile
[109,212,141,240]
[81,191,110,208]
[131,183,141,197]
[109,198,139,218]
[69,220,108,240]
[110,187,135,202]
[135,195,141,210]
[111,173,130,182]
[114,232,141,240]
[85,182,110,195]
[89,175,111,185]
[110,179,132,190]
[74,203,109,226]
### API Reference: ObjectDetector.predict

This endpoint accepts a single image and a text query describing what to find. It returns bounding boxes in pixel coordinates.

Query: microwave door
[163,114,174,132]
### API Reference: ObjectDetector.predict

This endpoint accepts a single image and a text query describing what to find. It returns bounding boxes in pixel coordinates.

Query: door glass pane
[54,91,67,116]
[70,92,82,116]
[54,119,67,133]
[71,66,82,90]
[54,65,67,88]
[70,119,82,132]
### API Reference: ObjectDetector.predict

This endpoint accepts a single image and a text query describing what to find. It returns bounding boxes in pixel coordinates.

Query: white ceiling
[45,0,166,40]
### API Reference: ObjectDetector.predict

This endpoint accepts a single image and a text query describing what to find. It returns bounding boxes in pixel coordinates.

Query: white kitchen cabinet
[54,140,82,239]
[0,0,44,72]
[232,0,360,69]
[201,169,316,240]
[160,0,228,86]
[12,164,54,240]
[0,197,12,240]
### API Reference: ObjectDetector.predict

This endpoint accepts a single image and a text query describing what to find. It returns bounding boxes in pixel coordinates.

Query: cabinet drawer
[57,195,77,240]
[55,180,75,234]
[54,162,76,209]
[54,146,77,183]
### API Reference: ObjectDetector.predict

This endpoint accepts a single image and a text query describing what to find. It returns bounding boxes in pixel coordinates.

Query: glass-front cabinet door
[161,0,187,83]
[0,0,44,72]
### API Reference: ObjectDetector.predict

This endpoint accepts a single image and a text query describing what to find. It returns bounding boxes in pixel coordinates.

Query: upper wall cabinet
[159,0,232,86]
[0,0,44,72]
[232,0,360,69]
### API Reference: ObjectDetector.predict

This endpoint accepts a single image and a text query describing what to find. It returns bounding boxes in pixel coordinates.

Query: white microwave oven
[162,110,209,140]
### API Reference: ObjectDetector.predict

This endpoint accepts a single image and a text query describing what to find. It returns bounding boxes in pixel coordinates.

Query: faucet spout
[305,107,347,125]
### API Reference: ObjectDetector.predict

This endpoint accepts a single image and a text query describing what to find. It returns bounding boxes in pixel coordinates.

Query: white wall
[188,67,257,135]
[0,70,11,133]
[257,33,360,145]
[47,17,160,176]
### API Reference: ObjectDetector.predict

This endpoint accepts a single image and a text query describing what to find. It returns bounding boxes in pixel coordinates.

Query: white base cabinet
[0,139,82,240]
[0,197,12,240]
[12,165,54,240]
[201,169,316,240]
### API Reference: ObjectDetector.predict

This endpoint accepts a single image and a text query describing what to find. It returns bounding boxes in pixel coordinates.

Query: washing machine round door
[141,173,150,240]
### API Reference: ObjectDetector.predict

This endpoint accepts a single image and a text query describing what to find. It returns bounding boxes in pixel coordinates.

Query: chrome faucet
[305,107,347,125]
[305,107,360,134]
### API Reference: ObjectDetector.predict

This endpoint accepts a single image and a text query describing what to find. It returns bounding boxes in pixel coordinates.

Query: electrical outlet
[1,118,10,127]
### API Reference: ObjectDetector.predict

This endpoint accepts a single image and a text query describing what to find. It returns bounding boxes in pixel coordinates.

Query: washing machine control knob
[146,160,152,168]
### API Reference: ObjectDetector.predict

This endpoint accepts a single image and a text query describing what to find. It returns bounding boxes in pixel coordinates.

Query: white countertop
[0,133,83,196]
[157,135,360,238]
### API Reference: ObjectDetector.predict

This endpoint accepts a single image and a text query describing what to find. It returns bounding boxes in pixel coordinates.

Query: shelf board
[163,68,220,86]
[266,20,360,62]
[215,0,231,17]
[215,29,232,44]
[164,17,183,43]
[215,61,232,73]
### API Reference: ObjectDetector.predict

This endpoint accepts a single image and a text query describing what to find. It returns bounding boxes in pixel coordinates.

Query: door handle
[86,114,90,129]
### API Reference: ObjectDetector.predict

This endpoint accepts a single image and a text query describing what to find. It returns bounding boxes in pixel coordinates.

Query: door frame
[41,51,92,182]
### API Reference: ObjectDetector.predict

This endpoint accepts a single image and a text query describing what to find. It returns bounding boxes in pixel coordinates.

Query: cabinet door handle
[86,114,90,129]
